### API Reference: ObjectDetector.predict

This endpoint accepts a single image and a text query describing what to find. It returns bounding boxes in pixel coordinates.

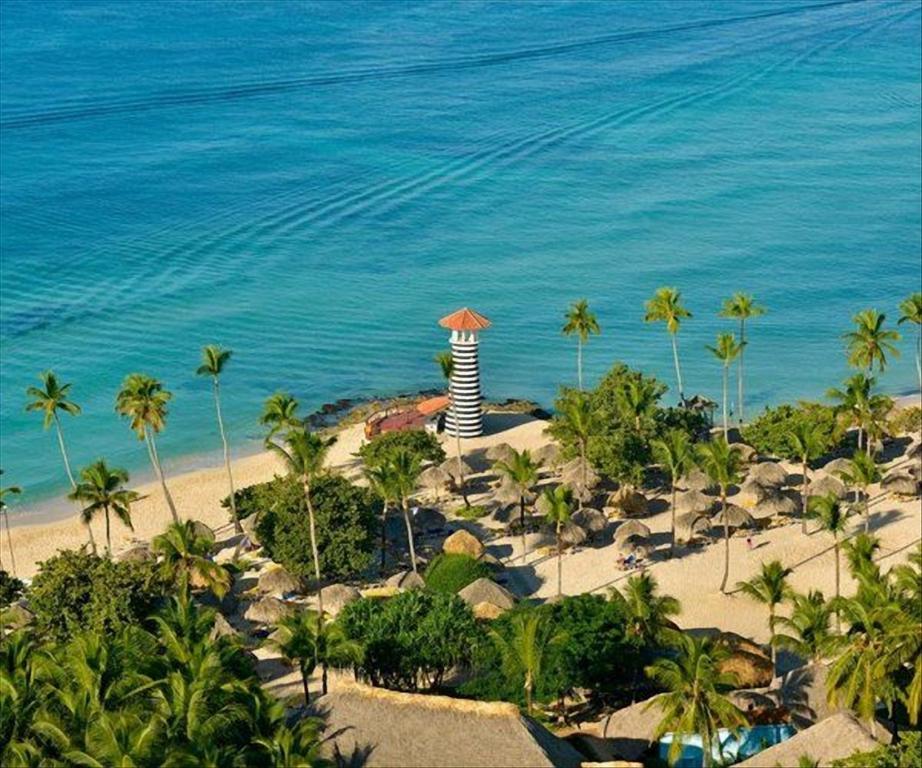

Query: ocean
[1,0,920,516]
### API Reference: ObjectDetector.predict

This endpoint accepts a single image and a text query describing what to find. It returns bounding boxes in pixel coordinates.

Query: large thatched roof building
[309,684,584,767]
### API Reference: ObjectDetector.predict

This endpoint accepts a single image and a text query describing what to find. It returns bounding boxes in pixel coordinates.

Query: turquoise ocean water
[1,0,920,517]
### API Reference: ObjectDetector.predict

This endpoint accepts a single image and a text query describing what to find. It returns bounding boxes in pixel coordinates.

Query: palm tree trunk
[801,459,809,534]
[556,525,563,597]
[300,663,311,705]
[864,493,870,533]
[577,338,583,391]
[720,492,730,593]
[213,380,240,534]
[834,536,841,633]
[578,440,586,511]
[402,496,418,573]
[671,333,684,402]
[146,429,179,523]
[322,661,329,695]
[519,494,527,563]
[769,605,776,675]
[2,510,17,577]
[525,670,533,716]
[55,415,96,553]
[670,481,677,555]
[721,363,729,439]
[104,505,112,556]
[738,319,746,426]
[303,478,324,616]
[379,500,389,574]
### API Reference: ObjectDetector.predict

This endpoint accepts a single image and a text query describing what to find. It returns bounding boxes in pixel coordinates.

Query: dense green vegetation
[741,401,843,460]
[0,569,24,607]
[423,552,491,594]
[832,731,922,768]
[358,428,445,469]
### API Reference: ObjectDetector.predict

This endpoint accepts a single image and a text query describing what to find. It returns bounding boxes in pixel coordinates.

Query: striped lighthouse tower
[438,307,491,438]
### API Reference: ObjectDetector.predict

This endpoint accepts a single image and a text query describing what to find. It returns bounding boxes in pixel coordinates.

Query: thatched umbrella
[418,465,452,499]
[614,519,651,542]
[492,478,529,508]
[675,489,714,515]
[735,477,776,507]
[458,577,516,611]
[560,457,600,489]
[747,461,788,488]
[674,511,710,543]
[822,457,853,476]
[441,457,475,482]
[906,441,921,462]
[615,534,651,556]
[680,468,716,493]
[243,597,294,625]
[486,442,516,464]
[712,504,755,529]
[882,471,920,497]
[572,507,608,535]
[807,474,847,500]
[756,490,799,518]
[558,520,588,548]
[607,487,648,518]
[730,443,757,464]
[413,507,447,534]
[533,442,563,469]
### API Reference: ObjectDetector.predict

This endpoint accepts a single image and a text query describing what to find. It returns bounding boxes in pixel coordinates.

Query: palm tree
[259,392,302,439]
[706,332,744,439]
[859,392,893,458]
[268,609,360,701]
[556,390,597,508]
[0,471,22,576]
[836,452,881,532]
[115,373,179,523]
[844,309,900,373]
[435,351,469,507]
[719,293,766,426]
[68,460,140,556]
[808,493,848,631]
[787,420,827,534]
[388,449,423,574]
[736,560,791,673]
[898,292,922,392]
[772,589,832,664]
[493,448,539,560]
[489,611,565,716]
[196,345,240,534]
[364,460,399,574]
[843,532,881,581]
[255,720,325,767]
[25,371,96,551]
[542,485,573,598]
[152,520,231,598]
[645,633,746,767]
[644,287,692,402]
[562,299,600,390]
[616,376,660,431]
[697,439,743,593]
[652,430,695,554]
[827,373,874,451]
[266,428,335,613]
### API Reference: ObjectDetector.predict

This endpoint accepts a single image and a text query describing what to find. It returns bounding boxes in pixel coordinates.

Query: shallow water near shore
[1,0,920,512]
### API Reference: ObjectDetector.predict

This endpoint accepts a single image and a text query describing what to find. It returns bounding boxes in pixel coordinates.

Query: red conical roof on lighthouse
[439,307,492,331]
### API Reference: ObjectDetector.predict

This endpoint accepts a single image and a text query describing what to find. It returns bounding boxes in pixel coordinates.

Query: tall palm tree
[152,520,231,598]
[836,452,881,532]
[556,390,597,508]
[645,633,746,767]
[364,460,399,575]
[844,309,900,373]
[652,430,695,554]
[827,373,874,451]
[843,531,881,581]
[259,392,302,439]
[808,493,848,631]
[435,351,469,508]
[489,611,565,716]
[644,287,692,402]
[898,292,922,393]
[0,471,22,576]
[388,448,423,574]
[705,332,744,439]
[615,376,660,431]
[736,559,791,673]
[859,392,893,458]
[787,420,827,534]
[697,439,743,593]
[772,589,832,664]
[24,371,96,551]
[493,448,539,560]
[115,373,179,523]
[562,299,600,390]
[542,485,573,598]
[610,572,681,647]
[196,345,240,534]
[68,460,140,556]
[719,293,766,426]
[266,428,335,614]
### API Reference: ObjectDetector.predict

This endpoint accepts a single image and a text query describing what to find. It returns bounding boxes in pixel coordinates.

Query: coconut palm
[435,351,469,508]
[115,373,179,523]
[706,332,744,439]
[388,448,423,574]
[644,287,692,401]
[555,390,597,508]
[610,572,681,647]
[898,292,922,392]
[493,448,539,560]
[808,493,849,631]
[736,560,791,672]
[772,589,833,664]
[843,532,881,581]
[24,371,96,551]
[844,309,900,373]
[787,420,827,534]
[652,429,696,553]
[196,345,240,534]
[152,520,231,598]
[489,611,565,716]
[266,428,335,613]
[859,392,893,458]
[615,376,660,432]
[719,293,766,426]
[364,460,399,574]
[562,299,600,390]
[259,391,302,439]
[68,460,140,557]
[836,452,881,532]
[0,471,22,576]
[542,485,573,598]
[827,373,874,451]
[255,720,326,767]
[697,439,743,593]
[645,633,746,767]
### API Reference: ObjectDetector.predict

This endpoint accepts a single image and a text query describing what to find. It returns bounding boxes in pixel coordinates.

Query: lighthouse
[438,307,491,438]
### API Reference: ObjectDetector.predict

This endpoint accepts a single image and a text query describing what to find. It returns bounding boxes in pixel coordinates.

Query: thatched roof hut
[560,457,600,490]
[679,468,716,493]
[674,511,710,543]
[486,442,517,464]
[418,465,452,497]
[607,487,648,518]
[210,612,239,641]
[442,529,485,559]
[572,507,608,535]
[730,442,758,464]
[309,684,584,767]
[882,470,920,497]
[256,565,301,597]
[586,697,663,762]
[615,535,652,557]
[458,578,516,612]
[747,462,788,488]
[778,662,841,728]
[441,457,475,481]
[533,442,563,469]
[385,570,425,590]
[558,521,588,547]
[735,712,887,767]
[492,478,533,508]
[712,504,755,529]
[117,544,153,563]
[906,441,921,462]
[675,489,714,515]
[243,596,294,625]
[755,490,799,518]
[319,583,361,618]
[807,474,847,500]
[822,457,853,476]
[614,520,651,542]
[413,507,447,534]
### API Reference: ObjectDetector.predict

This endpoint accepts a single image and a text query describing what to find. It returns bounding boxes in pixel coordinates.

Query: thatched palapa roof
[747,461,788,488]
[486,442,517,463]
[807,474,847,500]
[674,511,710,542]
[614,520,651,542]
[458,578,516,611]
[712,504,755,529]
[533,442,563,469]
[680,468,716,493]
[441,458,475,482]
[675,489,714,515]
[558,521,588,547]
[418,465,452,496]
[882,470,920,497]
[755,490,799,518]
[822,457,853,476]
[572,507,607,534]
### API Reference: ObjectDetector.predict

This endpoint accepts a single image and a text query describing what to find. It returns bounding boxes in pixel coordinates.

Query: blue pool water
[1,1,920,512]
[659,723,796,766]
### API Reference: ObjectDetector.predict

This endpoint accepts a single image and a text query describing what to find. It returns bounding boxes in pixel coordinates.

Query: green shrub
[742,402,843,461]
[255,473,378,581]
[424,553,490,594]
[28,548,165,641]
[0,570,24,607]
[890,405,921,436]
[832,730,921,767]
[359,429,445,469]
[454,504,489,520]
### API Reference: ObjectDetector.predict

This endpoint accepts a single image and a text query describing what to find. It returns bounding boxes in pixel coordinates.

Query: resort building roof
[438,306,492,331]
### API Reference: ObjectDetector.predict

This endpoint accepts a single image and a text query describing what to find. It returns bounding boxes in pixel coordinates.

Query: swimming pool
[658,724,796,766]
